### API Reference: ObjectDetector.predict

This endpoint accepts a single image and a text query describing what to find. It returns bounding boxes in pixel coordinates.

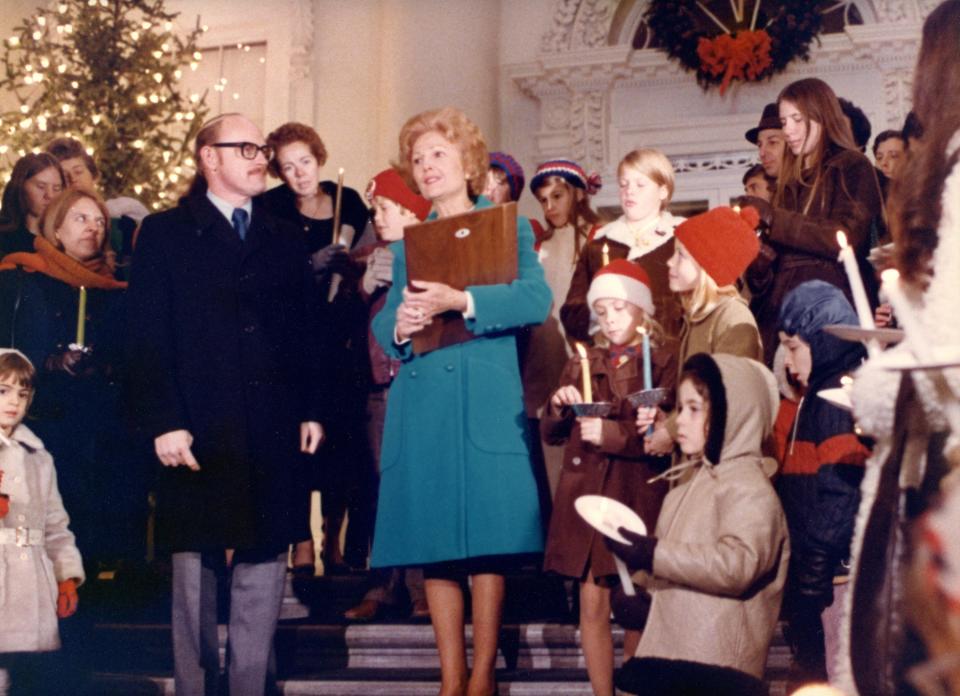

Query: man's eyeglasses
[211,142,274,160]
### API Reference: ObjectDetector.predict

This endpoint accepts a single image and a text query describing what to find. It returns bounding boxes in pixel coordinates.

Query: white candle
[601,242,610,267]
[881,268,960,438]
[836,230,875,330]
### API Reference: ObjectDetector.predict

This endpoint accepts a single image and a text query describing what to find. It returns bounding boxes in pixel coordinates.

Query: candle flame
[636,325,647,336]
[836,230,848,248]
[881,268,900,283]
[575,342,588,359]
[732,204,741,214]
[337,167,344,177]
[602,242,609,253]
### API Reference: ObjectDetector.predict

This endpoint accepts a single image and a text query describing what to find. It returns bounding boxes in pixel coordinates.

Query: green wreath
[643,1,827,92]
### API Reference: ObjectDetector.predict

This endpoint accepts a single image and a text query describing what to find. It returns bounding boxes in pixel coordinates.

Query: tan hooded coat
[636,354,789,678]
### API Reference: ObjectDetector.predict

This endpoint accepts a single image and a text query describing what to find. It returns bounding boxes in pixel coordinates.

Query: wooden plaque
[404,202,518,355]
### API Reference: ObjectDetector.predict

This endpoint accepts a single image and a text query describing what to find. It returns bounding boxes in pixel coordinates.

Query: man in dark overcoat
[125,112,324,696]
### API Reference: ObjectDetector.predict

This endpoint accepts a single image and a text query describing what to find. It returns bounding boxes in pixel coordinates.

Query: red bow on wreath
[697,29,772,95]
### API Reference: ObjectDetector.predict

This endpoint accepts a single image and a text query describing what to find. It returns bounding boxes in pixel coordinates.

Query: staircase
[84,568,792,695]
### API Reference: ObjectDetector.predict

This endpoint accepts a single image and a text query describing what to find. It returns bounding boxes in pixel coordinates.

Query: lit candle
[881,269,926,355]
[638,325,654,435]
[836,230,875,330]
[601,242,609,267]
[75,285,87,346]
[332,167,344,246]
[576,342,593,403]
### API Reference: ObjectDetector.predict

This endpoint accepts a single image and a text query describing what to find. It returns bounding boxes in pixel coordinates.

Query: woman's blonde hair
[395,107,488,197]
[40,188,111,255]
[678,255,740,322]
[617,148,675,212]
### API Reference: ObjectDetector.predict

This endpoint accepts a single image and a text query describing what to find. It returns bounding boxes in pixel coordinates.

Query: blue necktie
[232,208,249,241]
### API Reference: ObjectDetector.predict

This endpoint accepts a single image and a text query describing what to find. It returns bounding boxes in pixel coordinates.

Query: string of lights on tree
[0,0,234,209]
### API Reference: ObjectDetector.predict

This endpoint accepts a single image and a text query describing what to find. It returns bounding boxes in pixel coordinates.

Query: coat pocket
[465,357,528,455]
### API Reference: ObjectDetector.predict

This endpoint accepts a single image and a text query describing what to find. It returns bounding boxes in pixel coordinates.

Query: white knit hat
[586,259,655,317]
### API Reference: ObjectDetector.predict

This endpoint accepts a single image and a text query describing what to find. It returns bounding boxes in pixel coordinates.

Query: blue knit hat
[779,280,865,376]
[488,152,524,202]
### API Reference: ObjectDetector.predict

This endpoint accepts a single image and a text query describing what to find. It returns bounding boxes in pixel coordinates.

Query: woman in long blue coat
[371,107,551,696]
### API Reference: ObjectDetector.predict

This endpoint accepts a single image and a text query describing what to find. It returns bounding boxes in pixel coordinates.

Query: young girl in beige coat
[0,349,84,694]
[609,353,789,695]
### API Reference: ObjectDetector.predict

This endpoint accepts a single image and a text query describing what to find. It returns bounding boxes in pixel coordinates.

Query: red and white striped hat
[586,259,655,317]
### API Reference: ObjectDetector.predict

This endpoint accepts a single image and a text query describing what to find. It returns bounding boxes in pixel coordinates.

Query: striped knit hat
[530,159,601,196]
[488,152,525,202]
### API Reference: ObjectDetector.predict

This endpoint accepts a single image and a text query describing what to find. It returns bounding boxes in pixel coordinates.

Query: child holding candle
[607,353,789,696]
[343,168,431,621]
[523,160,605,509]
[641,206,763,455]
[773,281,870,687]
[0,349,85,694]
[541,260,676,696]
[561,149,685,344]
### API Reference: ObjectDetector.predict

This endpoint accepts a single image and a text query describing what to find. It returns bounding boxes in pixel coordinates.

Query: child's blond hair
[680,264,740,322]
[617,148,675,212]
[592,307,666,350]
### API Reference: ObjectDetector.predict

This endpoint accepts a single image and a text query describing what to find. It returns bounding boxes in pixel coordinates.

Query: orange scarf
[0,237,126,290]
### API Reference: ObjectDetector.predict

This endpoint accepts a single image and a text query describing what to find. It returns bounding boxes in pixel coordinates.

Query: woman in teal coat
[371,107,551,696]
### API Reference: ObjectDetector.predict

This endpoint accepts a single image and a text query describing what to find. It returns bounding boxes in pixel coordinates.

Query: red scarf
[0,236,126,290]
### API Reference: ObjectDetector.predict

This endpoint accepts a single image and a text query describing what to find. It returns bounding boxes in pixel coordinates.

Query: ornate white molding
[515,7,923,177]
[671,151,757,174]
[541,0,618,53]
[288,0,314,82]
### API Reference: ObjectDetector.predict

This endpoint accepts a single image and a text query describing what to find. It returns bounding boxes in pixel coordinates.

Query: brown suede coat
[560,216,685,344]
[747,146,883,365]
[542,343,675,581]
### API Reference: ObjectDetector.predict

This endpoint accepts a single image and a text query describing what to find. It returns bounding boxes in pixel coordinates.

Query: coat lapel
[187,194,243,252]
[240,199,275,262]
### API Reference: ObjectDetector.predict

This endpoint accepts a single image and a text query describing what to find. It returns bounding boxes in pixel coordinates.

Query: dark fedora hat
[745,103,781,144]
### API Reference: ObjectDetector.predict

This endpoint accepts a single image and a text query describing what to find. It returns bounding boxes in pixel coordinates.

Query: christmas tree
[0,0,210,210]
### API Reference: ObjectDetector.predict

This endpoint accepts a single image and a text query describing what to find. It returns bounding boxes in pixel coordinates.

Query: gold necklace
[626,216,659,249]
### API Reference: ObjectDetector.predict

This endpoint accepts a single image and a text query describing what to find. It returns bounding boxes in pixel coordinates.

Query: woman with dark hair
[743,77,884,366]
[262,122,372,575]
[0,153,65,257]
[0,188,144,566]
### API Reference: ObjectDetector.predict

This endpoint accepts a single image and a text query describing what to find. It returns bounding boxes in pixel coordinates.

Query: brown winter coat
[636,355,789,678]
[542,344,675,580]
[747,146,883,365]
[665,294,762,438]
[0,423,85,654]
[560,213,685,344]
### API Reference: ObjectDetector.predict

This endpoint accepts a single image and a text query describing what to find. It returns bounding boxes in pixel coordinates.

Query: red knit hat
[586,259,655,317]
[674,206,760,287]
[366,168,431,221]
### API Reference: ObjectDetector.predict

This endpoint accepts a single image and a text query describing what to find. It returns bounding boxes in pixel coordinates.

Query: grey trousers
[172,550,287,696]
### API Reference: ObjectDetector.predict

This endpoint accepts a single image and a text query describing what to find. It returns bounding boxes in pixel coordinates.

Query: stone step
[94,668,600,695]
[92,621,791,685]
